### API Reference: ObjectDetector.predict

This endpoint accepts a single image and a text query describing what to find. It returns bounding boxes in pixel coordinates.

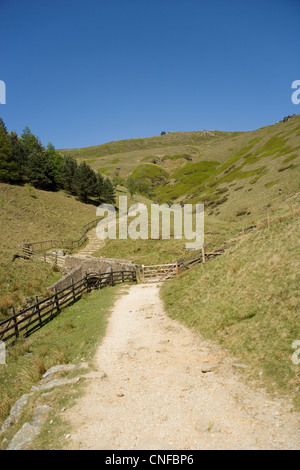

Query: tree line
[0,117,115,204]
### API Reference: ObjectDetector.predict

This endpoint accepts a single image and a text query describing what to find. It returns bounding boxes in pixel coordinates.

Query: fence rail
[141,247,224,283]
[21,217,101,254]
[0,269,137,346]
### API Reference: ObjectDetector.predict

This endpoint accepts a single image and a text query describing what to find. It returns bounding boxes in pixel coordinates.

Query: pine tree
[0,126,19,183]
[95,172,105,203]
[0,117,7,134]
[8,131,27,182]
[21,126,43,152]
[62,155,78,194]
[46,142,64,189]
[26,148,56,190]
[73,161,97,202]
[103,177,116,205]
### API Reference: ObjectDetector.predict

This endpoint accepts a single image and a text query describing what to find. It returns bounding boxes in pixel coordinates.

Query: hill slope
[60,115,300,227]
[0,184,97,319]
[161,194,300,409]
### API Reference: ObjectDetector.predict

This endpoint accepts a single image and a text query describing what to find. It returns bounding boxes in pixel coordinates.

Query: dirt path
[75,227,105,258]
[65,284,300,450]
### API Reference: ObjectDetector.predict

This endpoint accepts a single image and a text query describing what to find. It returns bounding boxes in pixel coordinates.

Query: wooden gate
[141,263,179,283]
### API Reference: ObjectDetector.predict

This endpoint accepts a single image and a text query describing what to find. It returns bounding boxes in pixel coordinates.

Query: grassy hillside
[161,195,300,409]
[60,115,300,230]
[59,129,233,177]
[0,183,97,319]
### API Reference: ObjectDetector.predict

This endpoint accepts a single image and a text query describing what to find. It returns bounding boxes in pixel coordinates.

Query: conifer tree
[0,126,19,183]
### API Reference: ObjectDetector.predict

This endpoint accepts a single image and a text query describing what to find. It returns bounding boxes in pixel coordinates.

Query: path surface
[65,284,300,450]
[75,227,105,258]
[76,202,146,259]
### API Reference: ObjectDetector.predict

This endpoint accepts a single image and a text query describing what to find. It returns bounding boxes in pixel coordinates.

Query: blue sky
[0,0,299,149]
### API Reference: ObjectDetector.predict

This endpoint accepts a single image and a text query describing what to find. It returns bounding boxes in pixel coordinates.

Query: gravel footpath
[64,284,300,450]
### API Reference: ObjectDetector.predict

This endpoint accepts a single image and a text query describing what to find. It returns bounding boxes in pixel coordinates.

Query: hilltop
[59,115,300,263]
[60,115,300,224]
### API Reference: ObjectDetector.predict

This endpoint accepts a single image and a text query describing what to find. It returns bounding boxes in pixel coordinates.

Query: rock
[7,423,38,451]
[0,393,33,433]
[232,363,247,370]
[7,405,51,450]
[41,362,89,382]
[201,363,218,373]
[31,376,81,392]
[98,371,107,379]
[116,393,124,397]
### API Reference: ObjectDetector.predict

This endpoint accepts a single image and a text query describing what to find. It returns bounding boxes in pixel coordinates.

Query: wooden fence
[0,269,137,346]
[141,247,224,283]
[21,217,100,254]
[21,247,66,267]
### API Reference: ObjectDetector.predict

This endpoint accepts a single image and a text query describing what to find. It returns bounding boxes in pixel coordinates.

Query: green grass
[61,115,300,228]
[131,163,169,184]
[161,209,300,409]
[0,285,123,448]
[0,183,97,319]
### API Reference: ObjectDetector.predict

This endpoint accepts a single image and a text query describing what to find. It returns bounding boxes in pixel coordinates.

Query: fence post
[71,278,76,301]
[11,307,19,340]
[142,265,145,283]
[35,296,42,327]
[110,271,114,286]
[176,261,179,276]
[84,271,88,292]
[54,287,60,315]
[201,246,206,264]
[122,270,124,283]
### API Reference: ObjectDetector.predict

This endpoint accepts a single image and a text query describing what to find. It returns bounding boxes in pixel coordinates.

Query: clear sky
[0,0,299,149]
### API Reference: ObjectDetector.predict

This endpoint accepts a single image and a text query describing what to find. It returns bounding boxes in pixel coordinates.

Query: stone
[201,363,218,373]
[0,393,33,433]
[232,363,247,370]
[7,405,51,450]
[31,376,81,392]
[41,362,89,381]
